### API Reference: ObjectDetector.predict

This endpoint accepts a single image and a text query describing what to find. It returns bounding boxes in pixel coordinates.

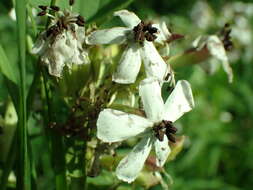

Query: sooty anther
[69,0,75,6]
[37,10,47,16]
[153,120,177,143]
[38,5,48,10]
[50,5,60,11]
[220,23,233,51]
[133,21,158,43]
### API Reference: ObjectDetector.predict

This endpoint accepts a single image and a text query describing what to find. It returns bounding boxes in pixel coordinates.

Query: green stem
[15,0,30,189]
[41,68,67,190]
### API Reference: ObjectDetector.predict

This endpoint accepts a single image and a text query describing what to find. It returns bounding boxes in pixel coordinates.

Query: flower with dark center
[86,9,171,84]
[97,77,194,183]
[32,4,89,77]
[192,34,233,83]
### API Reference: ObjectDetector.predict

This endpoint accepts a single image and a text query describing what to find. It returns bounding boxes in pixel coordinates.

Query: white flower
[153,21,171,57]
[96,78,194,183]
[86,10,169,84]
[32,8,89,77]
[192,35,233,83]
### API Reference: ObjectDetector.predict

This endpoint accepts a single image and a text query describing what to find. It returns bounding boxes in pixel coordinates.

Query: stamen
[38,5,48,10]
[167,134,176,143]
[37,10,47,16]
[69,0,75,6]
[50,5,60,11]
[133,21,158,43]
[76,15,85,26]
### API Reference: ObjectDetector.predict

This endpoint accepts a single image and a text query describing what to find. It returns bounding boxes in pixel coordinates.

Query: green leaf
[0,45,18,84]
[77,0,101,20]
[87,0,134,24]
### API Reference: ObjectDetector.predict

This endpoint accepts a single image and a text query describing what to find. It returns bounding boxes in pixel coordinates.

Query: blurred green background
[0,0,253,189]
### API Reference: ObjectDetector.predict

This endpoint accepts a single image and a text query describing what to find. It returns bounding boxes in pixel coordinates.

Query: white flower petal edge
[116,136,153,183]
[207,35,233,83]
[139,77,165,122]
[86,27,130,45]
[112,44,142,84]
[114,10,141,28]
[141,41,168,82]
[154,135,171,167]
[97,109,153,143]
[153,21,171,45]
[163,80,194,122]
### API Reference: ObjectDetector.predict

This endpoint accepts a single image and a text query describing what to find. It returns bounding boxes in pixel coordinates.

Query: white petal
[97,109,153,143]
[153,22,171,44]
[31,32,46,54]
[116,136,153,183]
[207,35,228,62]
[207,35,233,82]
[112,44,141,84]
[163,80,194,122]
[86,27,130,45]
[139,78,165,122]
[114,10,141,28]
[141,41,168,81]
[154,135,171,167]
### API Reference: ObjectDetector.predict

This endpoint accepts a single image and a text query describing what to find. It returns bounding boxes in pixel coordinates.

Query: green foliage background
[0,0,253,189]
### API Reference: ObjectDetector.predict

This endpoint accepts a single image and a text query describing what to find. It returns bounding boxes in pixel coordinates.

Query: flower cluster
[32,4,198,183]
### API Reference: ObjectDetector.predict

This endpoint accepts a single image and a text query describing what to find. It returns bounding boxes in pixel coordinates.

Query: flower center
[133,21,158,43]
[153,120,177,143]
[37,5,85,38]
[220,23,233,51]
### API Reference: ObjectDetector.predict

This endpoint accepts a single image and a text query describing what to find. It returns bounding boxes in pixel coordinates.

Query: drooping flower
[32,4,89,77]
[86,10,170,84]
[96,77,194,183]
[192,34,233,83]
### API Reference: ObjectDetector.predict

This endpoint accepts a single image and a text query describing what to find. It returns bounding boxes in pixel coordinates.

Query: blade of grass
[0,45,18,84]
[15,0,30,189]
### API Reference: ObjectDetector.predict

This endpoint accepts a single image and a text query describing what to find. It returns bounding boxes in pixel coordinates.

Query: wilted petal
[207,35,228,62]
[153,21,171,45]
[116,136,153,183]
[154,135,171,167]
[31,32,46,54]
[139,78,165,122]
[97,109,153,143]
[113,44,141,84]
[86,27,130,45]
[141,41,168,82]
[207,35,233,82]
[163,80,194,122]
[114,10,141,28]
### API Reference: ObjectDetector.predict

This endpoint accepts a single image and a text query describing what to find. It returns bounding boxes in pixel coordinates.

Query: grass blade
[15,0,30,189]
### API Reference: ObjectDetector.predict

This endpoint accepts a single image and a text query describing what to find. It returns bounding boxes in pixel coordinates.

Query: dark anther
[167,133,176,143]
[69,0,75,6]
[50,5,60,11]
[76,15,85,26]
[153,120,177,143]
[37,10,47,16]
[145,33,157,41]
[38,5,47,10]
[220,23,233,51]
[46,25,60,37]
[133,21,158,43]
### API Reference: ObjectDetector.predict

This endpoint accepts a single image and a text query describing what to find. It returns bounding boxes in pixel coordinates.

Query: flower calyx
[153,120,177,143]
[133,21,158,44]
